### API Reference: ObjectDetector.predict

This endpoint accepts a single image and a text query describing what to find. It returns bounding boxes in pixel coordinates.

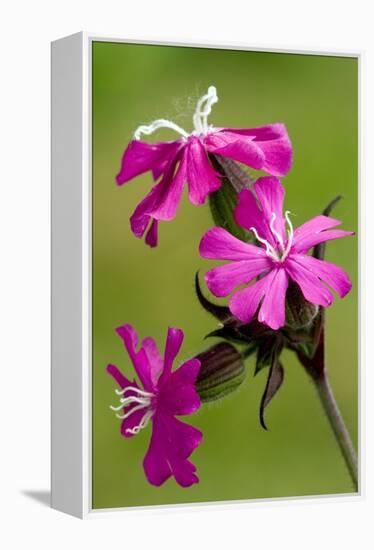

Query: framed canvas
[51,32,361,518]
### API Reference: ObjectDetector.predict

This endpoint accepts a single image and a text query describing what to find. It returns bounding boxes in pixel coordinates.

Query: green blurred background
[92,42,358,509]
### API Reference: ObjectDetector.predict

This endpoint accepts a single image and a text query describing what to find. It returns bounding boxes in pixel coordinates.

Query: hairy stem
[314,372,358,490]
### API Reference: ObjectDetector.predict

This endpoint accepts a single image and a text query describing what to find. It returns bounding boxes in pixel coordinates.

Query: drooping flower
[106,324,202,487]
[116,86,293,246]
[199,177,353,330]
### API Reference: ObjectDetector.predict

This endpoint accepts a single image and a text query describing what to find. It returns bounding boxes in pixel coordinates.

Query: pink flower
[199,177,353,330]
[117,86,292,246]
[106,324,202,487]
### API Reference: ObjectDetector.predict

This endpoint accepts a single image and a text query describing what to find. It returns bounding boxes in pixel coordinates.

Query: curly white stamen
[110,384,155,434]
[250,226,279,262]
[133,86,218,141]
[251,210,295,263]
[134,119,189,140]
[115,386,154,398]
[281,210,294,261]
[193,86,218,134]
[126,410,154,435]
[269,212,285,252]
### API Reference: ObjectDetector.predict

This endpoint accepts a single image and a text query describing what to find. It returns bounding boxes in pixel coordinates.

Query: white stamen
[269,212,285,252]
[126,410,154,435]
[281,210,294,260]
[133,86,218,141]
[115,386,154,398]
[110,395,150,412]
[250,226,279,262]
[193,86,218,134]
[251,210,294,263]
[110,384,154,428]
[114,402,150,420]
[134,119,189,140]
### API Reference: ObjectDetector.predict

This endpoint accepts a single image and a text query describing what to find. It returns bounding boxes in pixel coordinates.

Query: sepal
[195,342,246,403]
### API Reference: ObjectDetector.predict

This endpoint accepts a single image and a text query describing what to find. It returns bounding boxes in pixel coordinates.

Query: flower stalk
[313,371,358,490]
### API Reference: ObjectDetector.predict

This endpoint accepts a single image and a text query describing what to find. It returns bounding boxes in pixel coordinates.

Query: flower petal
[234,189,277,247]
[144,219,158,247]
[186,137,221,205]
[163,327,184,374]
[160,358,201,416]
[291,215,354,254]
[285,257,334,307]
[151,151,187,221]
[199,226,268,261]
[254,176,286,244]
[116,140,181,184]
[129,152,183,242]
[141,336,164,386]
[129,182,164,239]
[143,415,173,486]
[143,414,202,487]
[204,130,265,170]
[205,258,271,297]
[258,268,289,329]
[115,324,154,391]
[229,270,275,324]
[220,124,292,176]
[289,254,352,298]
[106,363,134,389]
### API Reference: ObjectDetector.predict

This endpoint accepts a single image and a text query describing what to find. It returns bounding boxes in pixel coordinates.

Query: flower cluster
[108,85,354,488]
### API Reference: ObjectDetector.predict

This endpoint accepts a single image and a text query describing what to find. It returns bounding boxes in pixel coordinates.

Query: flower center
[110,385,155,435]
[133,86,218,140]
[250,211,294,262]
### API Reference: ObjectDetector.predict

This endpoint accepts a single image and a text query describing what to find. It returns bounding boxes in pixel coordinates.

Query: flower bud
[195,342,246,403]
[285,280,319,330]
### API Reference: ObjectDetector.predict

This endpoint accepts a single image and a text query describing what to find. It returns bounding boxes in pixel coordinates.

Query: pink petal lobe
[116,140,181,185]
[129,152,184,243]
[229,270,274,324]
[143,415,173,486]
[254,176,286,243]
[285,257,334,307]
[204,130,265,170]
[163,327,184,374]
[141,336,164,386]
[258,268,289,329]
[129,181,164,239]
[290,254,352,298]
[106,363,134,389]
[115,324,154,391]
[205,258,271,297]
[151,151,187,221]
[143,414,202,488]
[234,189,277,248]
[186,137,221,205]
[219,123,292,176]
[291,215,353,254]
[199,226,268,261]
[144,219,158,247]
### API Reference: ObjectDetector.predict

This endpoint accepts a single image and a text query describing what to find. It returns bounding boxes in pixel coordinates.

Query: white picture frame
[51,32,363,519]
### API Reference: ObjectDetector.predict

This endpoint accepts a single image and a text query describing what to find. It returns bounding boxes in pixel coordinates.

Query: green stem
[314,372,358,490]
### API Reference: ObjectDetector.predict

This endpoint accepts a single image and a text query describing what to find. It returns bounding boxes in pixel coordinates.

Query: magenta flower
[199,177,353,330]
[116,86,292,246]
[106,324,202,487]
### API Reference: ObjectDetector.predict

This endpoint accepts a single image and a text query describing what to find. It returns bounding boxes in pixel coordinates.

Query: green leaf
[313,195,343,260]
